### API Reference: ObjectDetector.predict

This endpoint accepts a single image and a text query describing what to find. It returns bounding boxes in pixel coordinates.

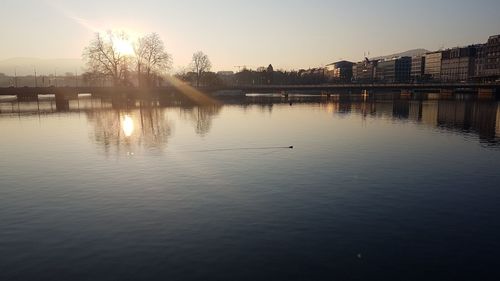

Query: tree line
[232,67,330,85]
[6,30,332,88]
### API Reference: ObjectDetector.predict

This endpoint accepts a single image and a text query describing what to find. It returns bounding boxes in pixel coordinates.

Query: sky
[1,0,500,72]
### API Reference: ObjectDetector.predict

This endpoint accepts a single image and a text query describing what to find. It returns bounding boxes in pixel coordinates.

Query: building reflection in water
[321,98,499,145]
[497,105,500,138]
[436,101,499,141]
[421,101,438,127]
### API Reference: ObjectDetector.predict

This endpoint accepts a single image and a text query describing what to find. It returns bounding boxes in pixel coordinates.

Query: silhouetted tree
[134,33,172,88]
[82,70,104,86]
[174,70,197,84]
[82,31,132,86]
[266,64,274,84]
[191,51,211,87]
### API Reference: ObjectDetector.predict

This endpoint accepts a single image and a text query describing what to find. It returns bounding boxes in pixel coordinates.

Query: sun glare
[114,38,134,56]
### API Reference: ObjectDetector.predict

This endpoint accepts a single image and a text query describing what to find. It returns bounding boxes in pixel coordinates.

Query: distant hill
[371,49,429,60]
[0,57,84,76]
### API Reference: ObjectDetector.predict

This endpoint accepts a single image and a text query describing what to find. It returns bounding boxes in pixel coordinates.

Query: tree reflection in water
[86,101,172,155]
[179,105,221,136]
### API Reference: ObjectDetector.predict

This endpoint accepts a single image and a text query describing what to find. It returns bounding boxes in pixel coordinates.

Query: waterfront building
[475,44,487,79]
[326,60,354,82]
[411,55,425,81]
[424,51,443,80]
[477,34,500,80]
[375,56,411,83]
[375,60,394,83]
[353,58,377,82]
[440,46,478,82]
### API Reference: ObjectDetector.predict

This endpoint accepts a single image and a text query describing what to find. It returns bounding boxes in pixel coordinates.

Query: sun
[114,37,134,56]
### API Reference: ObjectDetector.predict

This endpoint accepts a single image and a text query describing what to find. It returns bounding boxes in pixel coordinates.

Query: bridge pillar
[55,92,69,111]
[477,88,494,100]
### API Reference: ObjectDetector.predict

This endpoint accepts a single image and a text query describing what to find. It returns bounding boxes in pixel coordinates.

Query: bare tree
[191,51,211,87]
[81,70,104,87]
[82,31,132,86]
[135,33,172,88]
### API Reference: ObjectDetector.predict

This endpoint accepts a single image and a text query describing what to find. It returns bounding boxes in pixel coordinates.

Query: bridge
[0,82,499,100]
[219,82,500,92]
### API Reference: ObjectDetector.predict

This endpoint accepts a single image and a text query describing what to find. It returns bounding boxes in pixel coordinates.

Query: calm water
[1,95,500,281]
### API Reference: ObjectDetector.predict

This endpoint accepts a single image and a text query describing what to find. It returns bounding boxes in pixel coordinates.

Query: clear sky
[1,0,500,71]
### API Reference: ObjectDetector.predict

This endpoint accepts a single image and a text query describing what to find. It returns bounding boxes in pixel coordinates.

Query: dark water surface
[1,96,500,281]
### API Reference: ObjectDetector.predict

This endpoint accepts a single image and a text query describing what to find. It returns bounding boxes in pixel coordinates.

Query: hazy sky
[1,0,500,71]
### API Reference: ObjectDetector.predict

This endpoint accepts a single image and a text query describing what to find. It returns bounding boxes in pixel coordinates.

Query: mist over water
[1,95,500,281]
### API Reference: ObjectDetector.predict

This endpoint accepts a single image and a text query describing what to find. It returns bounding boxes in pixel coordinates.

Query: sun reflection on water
[122,115,134,137]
